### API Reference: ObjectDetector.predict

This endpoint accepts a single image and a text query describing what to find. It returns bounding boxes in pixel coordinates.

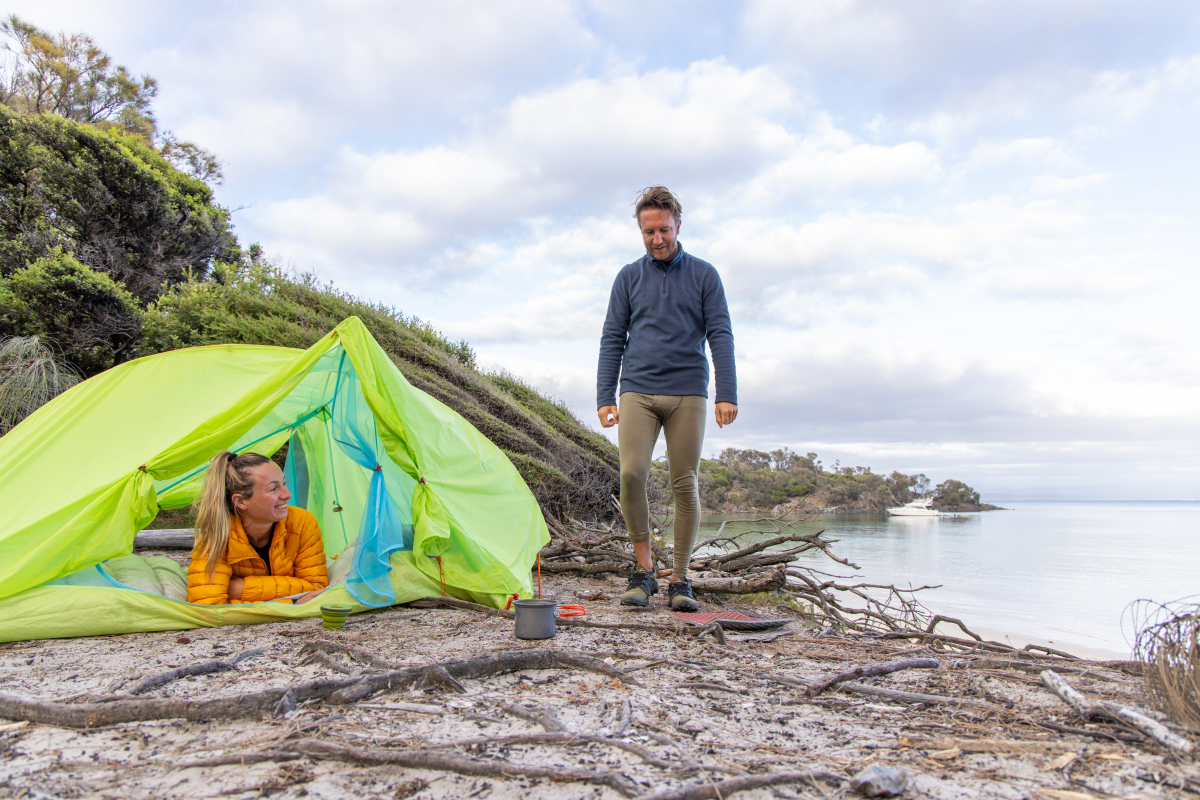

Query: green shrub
[0,250,142,375]
[0,106,237,301]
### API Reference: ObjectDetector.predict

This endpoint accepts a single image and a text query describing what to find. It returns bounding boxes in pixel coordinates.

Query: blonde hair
[193,451,272,580]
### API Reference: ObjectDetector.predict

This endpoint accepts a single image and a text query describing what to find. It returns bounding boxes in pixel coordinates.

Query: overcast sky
[16,1,1200,500]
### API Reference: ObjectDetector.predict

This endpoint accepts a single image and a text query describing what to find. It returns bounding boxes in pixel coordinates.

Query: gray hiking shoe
[621,568,659,607]
[668,580,700,612]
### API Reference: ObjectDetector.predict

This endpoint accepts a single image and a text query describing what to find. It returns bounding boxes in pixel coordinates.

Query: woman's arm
[187,553,234,605]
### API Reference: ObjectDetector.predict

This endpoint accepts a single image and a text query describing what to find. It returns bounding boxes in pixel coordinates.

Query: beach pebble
[849,764,909,797]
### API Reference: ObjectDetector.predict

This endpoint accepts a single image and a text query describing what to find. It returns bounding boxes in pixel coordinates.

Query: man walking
[596,186,738,612]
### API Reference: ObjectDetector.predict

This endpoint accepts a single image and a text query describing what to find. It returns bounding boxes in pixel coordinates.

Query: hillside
[138,263,620,517]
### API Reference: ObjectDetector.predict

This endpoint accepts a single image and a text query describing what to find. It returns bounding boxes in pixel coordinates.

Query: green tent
[0,317,548,642]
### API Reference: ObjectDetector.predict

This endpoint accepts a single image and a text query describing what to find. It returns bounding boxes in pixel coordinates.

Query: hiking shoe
[621,568,659,607]
[668,580,700,612]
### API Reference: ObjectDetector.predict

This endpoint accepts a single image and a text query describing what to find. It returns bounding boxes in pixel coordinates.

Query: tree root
[0,649,638,728]
[298,640,393,670]
[807,658,940,696]
[127,648,264,695]
[632,769,843,800]
[292,738,642,797]
[500,701,567,732]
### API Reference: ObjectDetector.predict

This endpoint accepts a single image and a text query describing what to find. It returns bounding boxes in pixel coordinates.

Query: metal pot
[513,598,558,640]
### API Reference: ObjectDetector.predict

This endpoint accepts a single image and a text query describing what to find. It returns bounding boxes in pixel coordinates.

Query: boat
[886,498,942,517]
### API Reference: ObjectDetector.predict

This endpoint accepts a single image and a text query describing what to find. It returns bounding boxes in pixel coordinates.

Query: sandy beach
[0,568,1192,799]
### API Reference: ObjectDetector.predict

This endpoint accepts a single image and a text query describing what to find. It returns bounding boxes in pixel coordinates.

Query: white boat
[886,498,942,517]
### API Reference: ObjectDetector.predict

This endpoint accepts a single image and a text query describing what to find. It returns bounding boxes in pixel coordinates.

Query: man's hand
[715,402,738,428]
[598,405,619,428]
[228,576,244,600]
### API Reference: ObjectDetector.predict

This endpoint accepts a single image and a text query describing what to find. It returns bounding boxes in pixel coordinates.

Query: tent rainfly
[0,317,549,642]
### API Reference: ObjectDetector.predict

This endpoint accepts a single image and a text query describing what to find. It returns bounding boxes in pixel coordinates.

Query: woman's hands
[228,576,325,604]
[296,588,326,605]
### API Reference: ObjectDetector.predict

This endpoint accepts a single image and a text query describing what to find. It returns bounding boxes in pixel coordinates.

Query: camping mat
[669,611,792,631]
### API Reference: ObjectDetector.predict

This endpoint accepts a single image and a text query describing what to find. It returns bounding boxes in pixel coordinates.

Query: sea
[694,501,1200,659]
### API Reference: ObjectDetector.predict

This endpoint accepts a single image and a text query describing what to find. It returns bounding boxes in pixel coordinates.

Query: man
[596,186,738,612]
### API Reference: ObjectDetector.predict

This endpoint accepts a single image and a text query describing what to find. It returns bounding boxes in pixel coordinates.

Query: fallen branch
[182,750,302,768]
[426,730,678,771]
[1040,670,1193,753]
[807,658,940,697]
[836,682,998,709]
[293,738,641,797]
[127,648,264,695]
[632,769,843,800]
[1034,720,1144,744]
[0,650,638,728]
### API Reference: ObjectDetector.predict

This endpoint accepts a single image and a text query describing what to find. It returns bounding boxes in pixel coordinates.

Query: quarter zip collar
[652,243,684,273]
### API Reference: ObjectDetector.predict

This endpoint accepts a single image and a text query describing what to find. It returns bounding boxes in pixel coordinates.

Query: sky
[14,1,1200,500]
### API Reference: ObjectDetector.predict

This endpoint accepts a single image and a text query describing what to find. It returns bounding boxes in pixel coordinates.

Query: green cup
[320,605,353,630]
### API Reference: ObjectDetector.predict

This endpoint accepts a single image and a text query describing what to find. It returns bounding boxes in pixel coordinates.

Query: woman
[187,451,328,605]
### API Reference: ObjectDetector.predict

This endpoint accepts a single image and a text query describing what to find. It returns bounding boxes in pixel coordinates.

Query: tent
[0,317,549,643]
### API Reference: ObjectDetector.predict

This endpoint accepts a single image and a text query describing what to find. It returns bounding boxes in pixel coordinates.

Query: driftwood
[1040,670,1193,753]
[128,648,263,695]
[837,682,998,709]
[0,650,637,728]
[632,770,843,800]
[132,528,194,549]
[689,566,787,595]
[293,738,641,797]
[806,658,940,697]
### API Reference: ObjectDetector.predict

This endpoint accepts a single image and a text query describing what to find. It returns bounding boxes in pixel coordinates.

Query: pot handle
[557,604,586,618]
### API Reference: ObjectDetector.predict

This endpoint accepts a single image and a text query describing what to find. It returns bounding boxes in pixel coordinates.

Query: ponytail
[193,450,272,580]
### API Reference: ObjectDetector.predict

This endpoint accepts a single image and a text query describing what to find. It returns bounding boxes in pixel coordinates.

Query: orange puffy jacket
[187,506,328,605]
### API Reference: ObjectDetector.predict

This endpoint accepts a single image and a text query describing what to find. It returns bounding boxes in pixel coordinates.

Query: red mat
[670,611,791,631]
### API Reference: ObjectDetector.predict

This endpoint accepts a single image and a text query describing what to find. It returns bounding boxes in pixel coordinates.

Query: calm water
[694,502,1200,659]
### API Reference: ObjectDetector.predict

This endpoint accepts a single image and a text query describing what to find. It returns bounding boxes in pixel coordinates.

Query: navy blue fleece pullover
[596,245,737,408]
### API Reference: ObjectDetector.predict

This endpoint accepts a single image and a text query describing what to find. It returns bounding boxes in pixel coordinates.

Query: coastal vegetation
[652,447,994,513]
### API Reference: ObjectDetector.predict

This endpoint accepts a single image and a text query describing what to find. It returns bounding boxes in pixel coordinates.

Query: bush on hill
[0,106,237,302]
[0,249,142,375]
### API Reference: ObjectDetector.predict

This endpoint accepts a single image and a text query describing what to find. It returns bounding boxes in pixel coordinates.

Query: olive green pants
[617,392,706,581]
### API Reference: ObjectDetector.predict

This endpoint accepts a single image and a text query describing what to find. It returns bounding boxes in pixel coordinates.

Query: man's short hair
[634,186,682,224]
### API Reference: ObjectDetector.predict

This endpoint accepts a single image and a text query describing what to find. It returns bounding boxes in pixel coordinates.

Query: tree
[934,479,981,508]
[1,15,157,140]
[0,249,142,375]
[0,106,238,300]
[0,16,223,182]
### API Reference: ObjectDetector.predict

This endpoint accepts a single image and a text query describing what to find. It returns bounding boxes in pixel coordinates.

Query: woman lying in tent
[187,451,329,605]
